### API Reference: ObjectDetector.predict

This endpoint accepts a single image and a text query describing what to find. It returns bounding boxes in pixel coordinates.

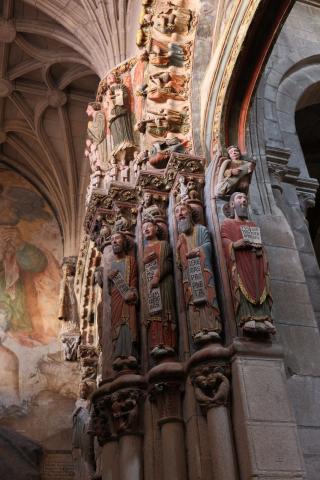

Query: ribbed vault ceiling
[0,0,139,256]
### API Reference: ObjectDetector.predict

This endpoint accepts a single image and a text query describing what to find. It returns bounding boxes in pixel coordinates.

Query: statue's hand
[231,168,241,176]
[150,271,160,288]
[144,251,157,264]
[186,248,200,259]
[124,290,137,304]
[233,239,251,250]
[248,162,256,173]
[108,269,119,280]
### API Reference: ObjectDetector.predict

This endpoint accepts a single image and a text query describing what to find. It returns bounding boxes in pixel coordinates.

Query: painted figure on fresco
[215,145,255,198]
[104,73,135,159]
[221,192,275,336]
[108,232,138,370]
[142,219,177,359]
[86,102,108,169]
[0,308,20,408]
[0,182,61,345]
[175,202,221,346]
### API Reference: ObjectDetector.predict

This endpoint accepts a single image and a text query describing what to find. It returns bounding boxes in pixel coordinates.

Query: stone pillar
[101,440,119,480]
[149,362,187,480]
[189,345,238,480]
[231,338,306,479]
[119,434,142,480]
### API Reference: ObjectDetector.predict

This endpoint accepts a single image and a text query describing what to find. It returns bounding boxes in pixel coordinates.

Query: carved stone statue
[86,102,108,170]
[61,332,81,361]
[148,136,185,168]
[191,366,230,412]
[133,150,148,176]
[138,71,187,102]
[72,385,96,480]
[108,232,138,370]
[147,40,189,68]
[221,192,275,335]
[175,202,221,346]
[215,145,255,198]
[153,4,192,35]
[137,107,189,138]
[104,73,135,160]
[142,219,177,359]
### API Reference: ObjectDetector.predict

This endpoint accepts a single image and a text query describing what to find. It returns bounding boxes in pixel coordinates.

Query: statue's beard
[235,204,248,219]
[112,245,123,254]
[177,217,192,234]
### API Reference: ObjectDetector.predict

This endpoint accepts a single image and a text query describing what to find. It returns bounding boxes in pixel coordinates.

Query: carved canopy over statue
[142,218,177,359]
[221,192,275,336]
[175,201,221,347]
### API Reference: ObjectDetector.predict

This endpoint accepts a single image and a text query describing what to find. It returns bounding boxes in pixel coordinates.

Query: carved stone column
[90,386,119,480]
[148,362,187,480]
[188,345,238,480]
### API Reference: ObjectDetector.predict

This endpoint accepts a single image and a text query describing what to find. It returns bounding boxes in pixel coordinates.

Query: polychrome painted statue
[104,73,135,159]
[221,192,275,336]
[215,145,255,198]
[108,232,138,370]
[142,219,177,359]
[175,202,221,347]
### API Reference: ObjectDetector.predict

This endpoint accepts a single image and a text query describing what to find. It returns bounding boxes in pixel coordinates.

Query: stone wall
[248,2,320,478]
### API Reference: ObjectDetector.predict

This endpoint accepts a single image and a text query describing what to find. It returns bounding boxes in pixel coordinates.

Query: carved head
[106,73,118,86]
[229,191,248,219]
[86,102,101,117]
[111,232,129,255]
[143,191,153,207]
[175,202,193,234]
[227,145,241,161]
[142,220,158,241]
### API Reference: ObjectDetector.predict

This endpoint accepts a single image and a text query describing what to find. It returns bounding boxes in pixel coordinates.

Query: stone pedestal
[231,338,306,479]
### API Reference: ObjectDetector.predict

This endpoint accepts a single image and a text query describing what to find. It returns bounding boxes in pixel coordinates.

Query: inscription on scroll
[145,259,162,314]
[112,271,130,298]
[188,256,207,304]
[240,225,262,245]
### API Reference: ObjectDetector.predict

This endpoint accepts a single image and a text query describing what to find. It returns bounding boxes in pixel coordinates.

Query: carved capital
[190,363,230,413]
[89,393,113,446]
[110,388,144,435]
[149,381,184,424]
[78,345,99,385]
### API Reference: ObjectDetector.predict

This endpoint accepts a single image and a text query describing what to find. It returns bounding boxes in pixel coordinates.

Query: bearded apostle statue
[175,202,221,347]
[221,192,275,336]
[108,232,138,370]
[142,218,177,360]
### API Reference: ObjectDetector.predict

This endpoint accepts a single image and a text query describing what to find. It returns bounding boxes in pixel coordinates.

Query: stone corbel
[266,146,291,194]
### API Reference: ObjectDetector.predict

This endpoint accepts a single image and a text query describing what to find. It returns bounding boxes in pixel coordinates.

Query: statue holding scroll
[221,192,275,335]
[108,232,138,369]
[142,219,177,358]
[175,202,221,346]
[104,73,135,159]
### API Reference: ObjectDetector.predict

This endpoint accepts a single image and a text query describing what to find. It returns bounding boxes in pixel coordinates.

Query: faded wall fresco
[0,169,79,449]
